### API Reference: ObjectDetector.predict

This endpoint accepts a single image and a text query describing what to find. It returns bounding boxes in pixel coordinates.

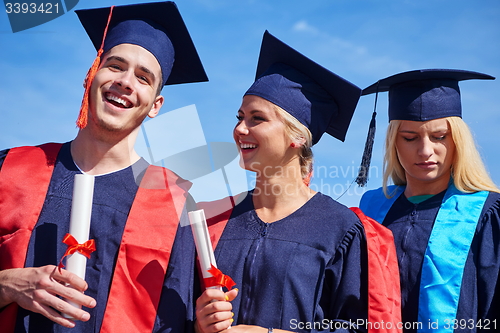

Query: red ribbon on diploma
[58,233,96,269]
[204,264,236,290]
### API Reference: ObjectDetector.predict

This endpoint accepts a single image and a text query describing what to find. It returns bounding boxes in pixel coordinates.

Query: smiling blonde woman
[195,31,402,333]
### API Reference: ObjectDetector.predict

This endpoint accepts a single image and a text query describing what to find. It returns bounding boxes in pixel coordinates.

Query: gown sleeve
[460,192,500,323]
[317,221,368,333]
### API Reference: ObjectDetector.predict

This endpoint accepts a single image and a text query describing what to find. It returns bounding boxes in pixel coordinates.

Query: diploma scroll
[188,209,222,290]
[64,173,95,317]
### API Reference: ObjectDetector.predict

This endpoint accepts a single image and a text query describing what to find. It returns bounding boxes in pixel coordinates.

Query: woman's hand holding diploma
[189,209,237,333]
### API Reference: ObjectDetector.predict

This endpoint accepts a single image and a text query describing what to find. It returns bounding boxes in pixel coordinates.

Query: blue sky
[1,0,499,207]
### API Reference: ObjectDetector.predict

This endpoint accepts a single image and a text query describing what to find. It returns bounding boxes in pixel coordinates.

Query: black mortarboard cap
[362,69,494,121]
[244,31,361,145]
[76,1,208,86]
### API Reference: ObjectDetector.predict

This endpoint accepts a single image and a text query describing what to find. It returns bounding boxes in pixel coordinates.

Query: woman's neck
[404,174,451,198]
[252,165,315,223]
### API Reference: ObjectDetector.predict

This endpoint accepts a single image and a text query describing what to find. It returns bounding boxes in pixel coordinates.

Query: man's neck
[71,128,141,176]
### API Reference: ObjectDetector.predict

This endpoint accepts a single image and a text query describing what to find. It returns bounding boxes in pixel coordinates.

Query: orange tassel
[76,6,115,129]
[76,50,103,129]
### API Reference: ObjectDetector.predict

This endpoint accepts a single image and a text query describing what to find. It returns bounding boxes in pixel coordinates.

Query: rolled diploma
[188,209,221,290]
[64,173,95,315]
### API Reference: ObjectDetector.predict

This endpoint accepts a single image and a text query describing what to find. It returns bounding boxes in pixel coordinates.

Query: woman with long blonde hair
[360,69,500,333]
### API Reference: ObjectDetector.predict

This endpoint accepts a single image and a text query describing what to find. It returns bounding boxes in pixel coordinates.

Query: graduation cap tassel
[355,111,376,187]
[76,6,115,129]
[76,51,102,129]
[355,84,379,187]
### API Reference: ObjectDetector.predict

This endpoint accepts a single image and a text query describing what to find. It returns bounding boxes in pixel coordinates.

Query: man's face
[88,43,164,136]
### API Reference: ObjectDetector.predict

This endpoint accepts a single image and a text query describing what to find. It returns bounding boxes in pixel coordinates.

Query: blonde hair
[383,117,499,196]
[273,105,314,181]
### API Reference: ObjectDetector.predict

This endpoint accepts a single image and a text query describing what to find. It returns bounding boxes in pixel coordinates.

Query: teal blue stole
[359,185,404,223]
[360,184,488,333]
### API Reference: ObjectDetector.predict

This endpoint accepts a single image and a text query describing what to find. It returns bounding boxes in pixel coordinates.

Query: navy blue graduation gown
[0,143,196,333]
[213,191,368,333]
[379,190,500,332]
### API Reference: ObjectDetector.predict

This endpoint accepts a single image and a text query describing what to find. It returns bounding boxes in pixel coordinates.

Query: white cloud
[293,20,319,35]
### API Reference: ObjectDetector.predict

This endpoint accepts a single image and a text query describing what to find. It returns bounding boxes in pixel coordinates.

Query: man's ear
[148,95,164,118]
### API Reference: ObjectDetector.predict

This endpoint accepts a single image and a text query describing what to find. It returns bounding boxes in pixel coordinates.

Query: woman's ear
[290,136,306,148]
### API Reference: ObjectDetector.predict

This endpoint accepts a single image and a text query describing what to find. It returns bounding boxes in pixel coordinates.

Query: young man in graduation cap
[359,69,500,332]
[195,31,402,333]
[0,2,207,332]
